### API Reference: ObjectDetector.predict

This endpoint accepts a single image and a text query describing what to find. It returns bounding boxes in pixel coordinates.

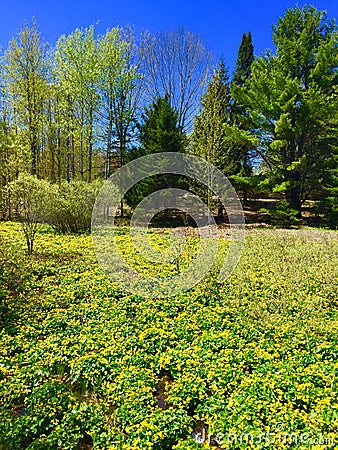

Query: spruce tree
[125,95,186,211]
[319,142,338,228]
[140,95,185,155]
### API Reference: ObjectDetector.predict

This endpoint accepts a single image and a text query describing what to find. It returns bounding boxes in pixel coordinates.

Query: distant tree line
[0,4,337,229]
[0,22,212,182]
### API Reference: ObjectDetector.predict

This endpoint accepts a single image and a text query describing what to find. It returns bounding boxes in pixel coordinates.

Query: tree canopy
[233,5,338,214]
[0,5,337,227]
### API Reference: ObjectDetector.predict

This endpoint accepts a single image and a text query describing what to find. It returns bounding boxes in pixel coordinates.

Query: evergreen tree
[125,95,186,211]
[230,32,255,204]
[232,32,254,87]
[319,141,338,229]
[140,95,185,155]
[191,60,252,216]
[233,5,338,216]
[192,60,231,168]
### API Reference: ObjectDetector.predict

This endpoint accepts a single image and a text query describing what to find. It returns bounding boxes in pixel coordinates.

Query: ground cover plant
[0,221,337,449]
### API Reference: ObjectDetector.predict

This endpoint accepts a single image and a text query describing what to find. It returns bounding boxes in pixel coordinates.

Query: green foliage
[0,227,40,338]
[319,196,338,229]
[0,123,31,219]
[4,19,47,175]
[230,32,255,204]
[3,176,103,250]
[230,173,263,201]
[232,32,254,87]
[0,233,29,331]
[140,95,186,155]
[0,223,337,448]
[0,21,142,185]
[267,200,303,228]
[126,96,186,210]
[99,26,144,180]
[47,179,103,233]
[5,174,52,254]
[192,60,232,170]
[55,25,100,182]
[191,61,236,213]
[233,5,338,214]
[318,145,338,229]
[0,11,337,227]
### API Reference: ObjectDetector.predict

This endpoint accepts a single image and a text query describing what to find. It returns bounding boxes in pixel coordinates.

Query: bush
[47,179,103,233]
[270,201,302,228]
[260,200,302,228]
[3,176,104,252]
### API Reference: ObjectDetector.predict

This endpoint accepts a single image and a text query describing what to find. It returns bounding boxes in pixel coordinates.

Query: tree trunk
[242,189,248,207]
[106,95,114,180]
[71,135,75,180]
[119,134,126,218]
[57,128,61,184]
[285,183,302,216]
[88,107,93,183]
[31,138,38,175]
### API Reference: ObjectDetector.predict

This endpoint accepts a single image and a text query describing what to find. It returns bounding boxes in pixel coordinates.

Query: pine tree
[233,5,338,217]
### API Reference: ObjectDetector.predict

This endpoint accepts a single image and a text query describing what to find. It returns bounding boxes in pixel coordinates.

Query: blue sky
[1,0,337,72]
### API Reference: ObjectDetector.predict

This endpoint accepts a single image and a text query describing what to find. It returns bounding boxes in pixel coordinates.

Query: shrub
[270,201,302,228]
[260,200,302,228]
[47,179,103,233]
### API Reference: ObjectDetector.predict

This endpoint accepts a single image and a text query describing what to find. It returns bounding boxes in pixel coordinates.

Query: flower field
[0,222,337,449]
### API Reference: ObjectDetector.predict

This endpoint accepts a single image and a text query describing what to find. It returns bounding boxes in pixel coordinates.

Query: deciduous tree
[55,25,99,181]
[4,19,47,176]
[144,27,213,133]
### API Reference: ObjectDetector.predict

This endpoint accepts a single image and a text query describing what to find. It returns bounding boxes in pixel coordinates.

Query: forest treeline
[0,4,337,229]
